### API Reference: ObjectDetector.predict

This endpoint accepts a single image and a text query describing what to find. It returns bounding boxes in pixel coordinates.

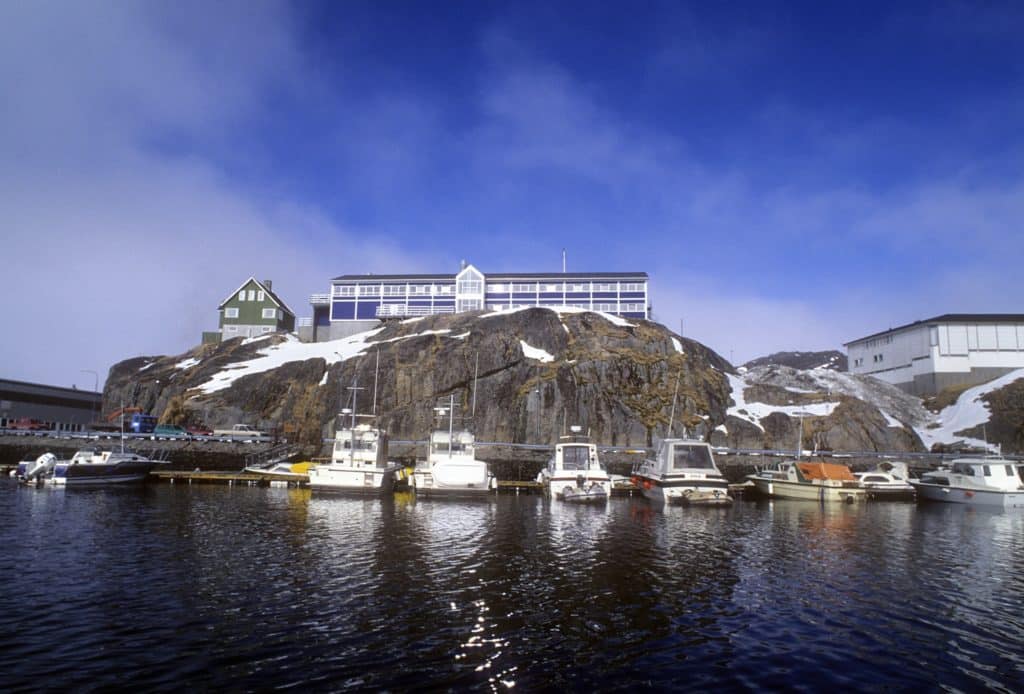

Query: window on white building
[257,291,265,301]
[382,285,405,296]
[512,283,535,293]
[489,283,507,293]
[334,285,355,297]
[225,308,239,318]
[262,308,276,319]
[457,299,482,312]
[247,290,256,301]
[541,283,561,292]
[238,291,246,301]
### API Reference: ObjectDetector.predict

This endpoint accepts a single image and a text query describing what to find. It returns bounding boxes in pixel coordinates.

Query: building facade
[301,263,649,342]
[846,314,1024,396]
[0,378,102,431]
[203,278,296,344]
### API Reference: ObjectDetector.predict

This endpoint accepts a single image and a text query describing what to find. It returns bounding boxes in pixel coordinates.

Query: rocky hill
[743,350,847,372]
[101,308,1024,456]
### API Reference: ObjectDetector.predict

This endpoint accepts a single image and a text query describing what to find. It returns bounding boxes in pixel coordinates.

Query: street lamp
[81,369,99,430]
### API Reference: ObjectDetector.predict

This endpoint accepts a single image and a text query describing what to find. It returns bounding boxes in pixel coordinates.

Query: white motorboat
[631,439,731,506]
[537,428,611,503]
[411,396,495,497]
[910,457,1024,507]
[747,459,867,503]
[855,461,916,500]
[243,460,313,482]
[309,423,403,494]
[51,447,163,485]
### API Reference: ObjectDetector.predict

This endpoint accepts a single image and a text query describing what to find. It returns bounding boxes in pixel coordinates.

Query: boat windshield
[672,445,714,470]
[561,445,591,470]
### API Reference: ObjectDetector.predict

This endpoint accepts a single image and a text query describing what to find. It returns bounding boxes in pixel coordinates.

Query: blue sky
[2,1,1023,388]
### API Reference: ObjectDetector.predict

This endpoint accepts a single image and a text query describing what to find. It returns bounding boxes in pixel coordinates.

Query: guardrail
[309,294,330,306]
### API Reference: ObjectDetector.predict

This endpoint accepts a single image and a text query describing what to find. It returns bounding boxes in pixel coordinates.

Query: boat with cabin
[537,427,611,503]
[309,423,403,494]
[411,396,496,497]
[14,453,58,485]
[910,457,1024,507]
[50,447,164,485]
[631,438,732,506]
[854,461,916,500]
[747,459,867,503]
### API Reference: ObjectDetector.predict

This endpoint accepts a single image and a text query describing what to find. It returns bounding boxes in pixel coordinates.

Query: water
[2,481,1023,692]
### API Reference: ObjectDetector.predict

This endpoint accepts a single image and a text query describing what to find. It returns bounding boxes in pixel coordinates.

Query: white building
[300,262,649,342]
[845,314,1024,396]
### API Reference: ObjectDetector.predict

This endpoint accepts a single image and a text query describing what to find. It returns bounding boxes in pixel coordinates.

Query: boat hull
[309,466,398,494]
[412,460,495,497]
[911,482,1024,507]
[540,474,611,503]
[750,478,866,503]
[636,477,732,506]
[51,462,155,485]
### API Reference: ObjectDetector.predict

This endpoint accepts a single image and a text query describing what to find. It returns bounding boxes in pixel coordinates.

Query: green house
[202,278,296,344]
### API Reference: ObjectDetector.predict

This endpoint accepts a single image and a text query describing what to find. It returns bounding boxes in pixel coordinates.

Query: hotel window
[333,285,355,297]
[262,308,276,319]
[458,279,482,294]
[458,299,482,312]
[513,283,534,293]
[489,283,507,293]
[541,283,562,292]
[622,282,643,292]
[238,291,246,301]
[257,291,265,301]
[382,285,405,296]
[247,290,256,301]
[568,283,586,292]
[594,283,615,292]
[225,308,239,318]
[438,285,454,294]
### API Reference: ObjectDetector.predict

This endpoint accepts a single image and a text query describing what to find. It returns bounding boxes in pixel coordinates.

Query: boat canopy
[796,461,856,482]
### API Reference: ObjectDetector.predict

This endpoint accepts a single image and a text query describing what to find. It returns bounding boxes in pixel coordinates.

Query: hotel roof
[332,271,648,281]
[845,314,1024,345]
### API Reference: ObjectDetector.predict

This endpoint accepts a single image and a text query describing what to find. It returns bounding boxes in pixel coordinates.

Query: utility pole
[81,369,99,430]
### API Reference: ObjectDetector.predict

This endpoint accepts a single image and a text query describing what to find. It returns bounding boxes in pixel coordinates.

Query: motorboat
[411,396,495,497]
[14,453,58,485]
[537,427,611,503]
[51,447,164,485]
[244,460,314,483]
[854,461,916,501]
[308,423,403,494]
[910,457,1024,507]
[631,439,731,506]
[747,459,867,503]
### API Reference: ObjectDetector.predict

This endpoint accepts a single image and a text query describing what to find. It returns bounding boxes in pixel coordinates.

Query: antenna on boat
[448,393,455,456]
[795,413,804,461]
[667,370,682,438]
[372,349,380,416]
[119,398,125,454]
[471,351,479,418]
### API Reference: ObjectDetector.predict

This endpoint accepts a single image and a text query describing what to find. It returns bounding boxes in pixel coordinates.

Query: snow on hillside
[482,305,635,328]
[916,368,1024,451]
[726,373,841,432]
[520,340,554,363]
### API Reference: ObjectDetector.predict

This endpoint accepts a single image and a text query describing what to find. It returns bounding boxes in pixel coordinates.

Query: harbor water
[2,481,1023,691]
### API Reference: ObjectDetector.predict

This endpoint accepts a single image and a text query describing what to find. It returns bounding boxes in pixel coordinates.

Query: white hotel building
[300,263,649,342]
[846,314,1024,396]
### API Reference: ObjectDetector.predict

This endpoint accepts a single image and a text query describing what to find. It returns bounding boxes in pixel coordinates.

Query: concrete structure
[846,314,1024,396]
[0,378,102,431]
[204,278,296,344]
[300,262,649,342]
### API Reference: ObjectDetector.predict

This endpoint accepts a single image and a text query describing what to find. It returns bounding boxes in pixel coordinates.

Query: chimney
[263,279,272,290]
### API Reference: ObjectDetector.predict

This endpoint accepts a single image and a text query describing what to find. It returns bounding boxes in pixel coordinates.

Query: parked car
[9,418,50,431]
[186,424,213,436]
[153,424,190,439]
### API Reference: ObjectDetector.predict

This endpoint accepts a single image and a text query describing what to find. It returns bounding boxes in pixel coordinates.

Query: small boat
[632,439,732,506]
[855,461,916,500]
[244,460,313,482]
[910,457,1024,507]
[537,427,611,503]
[747,459,867,503]
[51,447,163,485]
[308,423,403,494]
[411,396,495,497]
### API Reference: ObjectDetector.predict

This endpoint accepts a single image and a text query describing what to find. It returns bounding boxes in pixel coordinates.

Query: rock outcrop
[743,350,847,372]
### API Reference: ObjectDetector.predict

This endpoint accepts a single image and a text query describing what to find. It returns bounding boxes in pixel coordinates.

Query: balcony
[309,293,330,306]
[375,305,455,318]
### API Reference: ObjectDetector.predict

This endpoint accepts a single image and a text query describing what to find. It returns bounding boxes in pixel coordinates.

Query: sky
[2,0,1023,389]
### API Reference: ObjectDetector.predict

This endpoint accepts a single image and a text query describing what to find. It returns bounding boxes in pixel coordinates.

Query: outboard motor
[21,453,57,484]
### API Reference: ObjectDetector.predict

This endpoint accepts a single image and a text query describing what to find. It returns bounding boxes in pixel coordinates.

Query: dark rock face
[101,311,941,457]
[744,350,847,372]
[103,310,733,454]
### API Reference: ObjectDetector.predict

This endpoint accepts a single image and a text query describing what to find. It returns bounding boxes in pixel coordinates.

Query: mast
[448,393,455,457]
[372,349,380,416]
[471,351,479,418]
[667,370,682,439]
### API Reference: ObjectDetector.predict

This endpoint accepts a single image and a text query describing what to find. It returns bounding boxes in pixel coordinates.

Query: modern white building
[845,314,1024,396]
[300,262,649,342]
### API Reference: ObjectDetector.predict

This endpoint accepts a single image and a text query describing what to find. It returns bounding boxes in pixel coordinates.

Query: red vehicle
[186,424,213,436]
[9,418,50,431]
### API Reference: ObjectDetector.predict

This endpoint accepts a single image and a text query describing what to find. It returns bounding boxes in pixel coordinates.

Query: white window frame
[333,285,356,297]
[238,291,246,302]
[262,308,276,319]
[257,290,265,301]
[225,307,239,318]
